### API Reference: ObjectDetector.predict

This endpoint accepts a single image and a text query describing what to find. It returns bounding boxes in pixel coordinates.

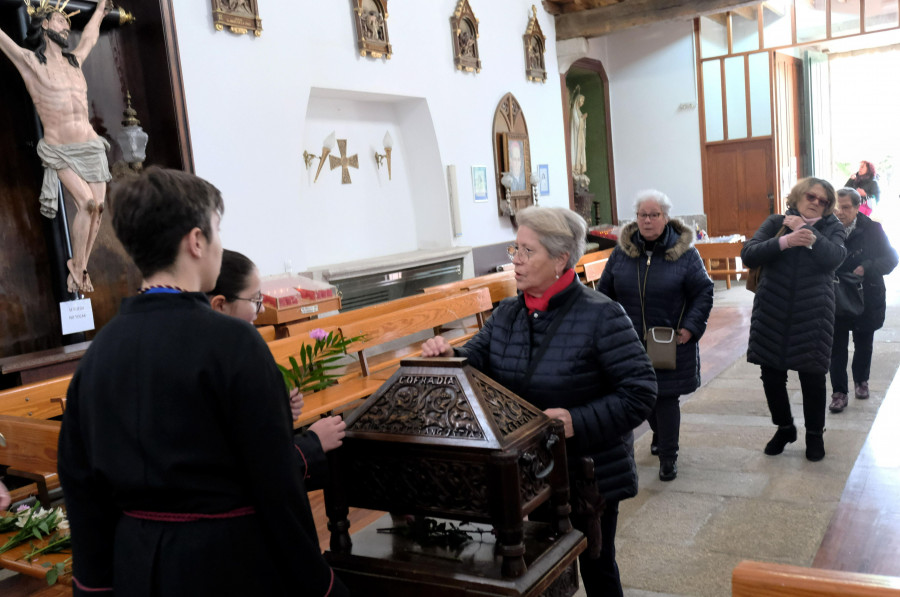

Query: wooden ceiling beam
[554,0,763,39]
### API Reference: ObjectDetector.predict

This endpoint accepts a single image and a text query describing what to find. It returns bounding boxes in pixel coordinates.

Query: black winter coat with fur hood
[597,219,714,399]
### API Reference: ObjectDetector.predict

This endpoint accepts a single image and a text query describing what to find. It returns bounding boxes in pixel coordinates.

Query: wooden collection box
[324,357,583,594]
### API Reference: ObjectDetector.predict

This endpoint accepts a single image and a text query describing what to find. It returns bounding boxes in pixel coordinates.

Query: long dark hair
[857,160,877,183]
[209,250,256,300]
[25,15,79,68]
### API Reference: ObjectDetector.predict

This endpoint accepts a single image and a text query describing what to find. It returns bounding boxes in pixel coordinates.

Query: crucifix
[328,139,359,184]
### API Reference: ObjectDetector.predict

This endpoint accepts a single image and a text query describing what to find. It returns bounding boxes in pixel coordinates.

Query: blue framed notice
[538,164,549,196]
[471,165,488,202]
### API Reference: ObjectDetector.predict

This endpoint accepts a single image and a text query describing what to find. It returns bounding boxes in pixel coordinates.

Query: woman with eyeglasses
[741,178,846,461]
[597,190,714,482]
[208,249,347,484]
[422,207,656,597]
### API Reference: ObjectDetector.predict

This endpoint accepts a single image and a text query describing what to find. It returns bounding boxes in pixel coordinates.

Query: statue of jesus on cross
[0,0,111,294]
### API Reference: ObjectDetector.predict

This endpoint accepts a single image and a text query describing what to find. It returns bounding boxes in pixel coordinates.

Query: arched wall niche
[492,92,532,217]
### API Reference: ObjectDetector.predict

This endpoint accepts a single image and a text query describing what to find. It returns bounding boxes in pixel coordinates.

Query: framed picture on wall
[471,165,488,202]
[501,132,531,201]
[538,164,549,195]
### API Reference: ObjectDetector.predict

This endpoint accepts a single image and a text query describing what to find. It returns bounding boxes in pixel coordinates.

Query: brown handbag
[745,225,787,294]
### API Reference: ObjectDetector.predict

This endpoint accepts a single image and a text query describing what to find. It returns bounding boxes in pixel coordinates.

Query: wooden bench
[281,289,454,339]
[0,415,72,586]
[290,288,493,427]
[256,325,277,342]
[583,254,610,289]
[695,242,747,289]
[423,270,517,305]
[0,415,62,508]
[732,560,900,596]
[574,248,613,277]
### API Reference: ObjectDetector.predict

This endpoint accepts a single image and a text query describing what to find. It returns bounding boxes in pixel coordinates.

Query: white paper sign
[60,298,95,335]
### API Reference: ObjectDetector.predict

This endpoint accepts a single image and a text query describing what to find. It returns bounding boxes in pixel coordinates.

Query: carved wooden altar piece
[324,357,583,594]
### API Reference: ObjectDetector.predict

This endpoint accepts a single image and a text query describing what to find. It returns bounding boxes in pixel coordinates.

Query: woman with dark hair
[828,188,898,413]
[208,249,347,479]
[845,160,880,205]
[597,190,714,482]
[422,206,656,596]
[741,177,846,462]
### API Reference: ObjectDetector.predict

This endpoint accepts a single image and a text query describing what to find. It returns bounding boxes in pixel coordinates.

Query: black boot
[650,433,659,456]
[806,430,825,462]
[764,424,797,455]
[659,458,677,481]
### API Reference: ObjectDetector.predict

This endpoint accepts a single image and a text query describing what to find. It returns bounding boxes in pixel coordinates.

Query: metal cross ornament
[328,139,359,184]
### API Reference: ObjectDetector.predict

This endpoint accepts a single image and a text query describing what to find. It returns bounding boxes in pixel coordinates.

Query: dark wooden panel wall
[0,0,189,359]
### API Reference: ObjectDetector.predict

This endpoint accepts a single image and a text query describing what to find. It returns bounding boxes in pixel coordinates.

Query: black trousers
[830,317,875,394]
[760,365,826,432]
[579,500,623,597]
[647,394,680,459]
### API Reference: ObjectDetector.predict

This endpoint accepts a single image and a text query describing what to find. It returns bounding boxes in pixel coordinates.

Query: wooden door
[706,138,775,238]
[774,53,804,203]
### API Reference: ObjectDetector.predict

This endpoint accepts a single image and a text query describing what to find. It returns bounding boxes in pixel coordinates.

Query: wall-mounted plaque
[451,0,481,73]
[211,0,262,37]
[523,5,546,83]
[352,0,392,59]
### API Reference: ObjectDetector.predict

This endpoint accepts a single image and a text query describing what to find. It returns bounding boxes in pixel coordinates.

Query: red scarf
[523,269,575,314]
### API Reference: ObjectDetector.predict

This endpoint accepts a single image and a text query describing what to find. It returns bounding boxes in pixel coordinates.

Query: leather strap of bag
[638,255,684,340]
[522,288,580,391]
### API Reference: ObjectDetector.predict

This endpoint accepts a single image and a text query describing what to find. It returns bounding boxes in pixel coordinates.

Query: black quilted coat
[597,219,714,399]
[838,212,898,331]
[456,279,657,502]
[741,210,847,374]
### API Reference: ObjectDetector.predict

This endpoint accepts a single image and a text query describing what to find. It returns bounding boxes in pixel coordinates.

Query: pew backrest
[583,256,609,289]
[0,375,70,419]
[282,289,455,339]
[339,287,493,376]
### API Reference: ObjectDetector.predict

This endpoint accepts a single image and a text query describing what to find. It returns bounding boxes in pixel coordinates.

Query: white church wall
[588,21,704,219]
[171,1,569,277]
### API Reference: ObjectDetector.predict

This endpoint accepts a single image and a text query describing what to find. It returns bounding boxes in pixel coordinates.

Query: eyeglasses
[637,212,663,220]
[507,245,535,262]
[230,292,264,314]
[804,192,829,207]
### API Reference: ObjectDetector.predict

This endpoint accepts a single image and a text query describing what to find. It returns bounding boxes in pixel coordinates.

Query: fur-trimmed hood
[617,218,695,261]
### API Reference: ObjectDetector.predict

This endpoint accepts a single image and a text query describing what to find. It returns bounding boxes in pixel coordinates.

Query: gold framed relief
[523,5,546,83]
[451,0,481,73]
[211,0,262,37]
[353,0,392,59]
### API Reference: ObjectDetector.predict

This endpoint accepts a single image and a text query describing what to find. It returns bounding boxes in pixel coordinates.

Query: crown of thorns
[24,0,81,24]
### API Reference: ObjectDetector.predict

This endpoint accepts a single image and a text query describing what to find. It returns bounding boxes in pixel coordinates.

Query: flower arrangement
[277,328,365,393]
[0,504,74,585]
[0,504,68,555]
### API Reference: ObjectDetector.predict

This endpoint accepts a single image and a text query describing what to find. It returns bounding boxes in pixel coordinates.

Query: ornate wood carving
[541,560,580,596]
[524,5,547,83]
[519,443,552,503]
[450,0,481,73]
[346,456,490,516]
[352,0,391,59]
[210,0,262,37]
[327,358,574,579]
[352,374,486,439]
[471,373,541,436]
